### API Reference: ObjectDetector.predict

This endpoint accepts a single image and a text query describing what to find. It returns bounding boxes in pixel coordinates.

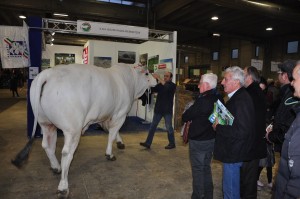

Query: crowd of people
[140,59,300,199]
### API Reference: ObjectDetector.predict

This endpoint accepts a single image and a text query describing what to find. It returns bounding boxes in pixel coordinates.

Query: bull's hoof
[116,142,125,149]
[57,189,69,199]
[50,167,61,175]
[105,154,116,161]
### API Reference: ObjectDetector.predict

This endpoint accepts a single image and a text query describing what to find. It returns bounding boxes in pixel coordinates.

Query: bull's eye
[145,73,149,76]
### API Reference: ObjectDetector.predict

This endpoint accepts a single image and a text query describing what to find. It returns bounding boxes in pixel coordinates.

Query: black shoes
[140,142,150,149]
[165,144,176,149]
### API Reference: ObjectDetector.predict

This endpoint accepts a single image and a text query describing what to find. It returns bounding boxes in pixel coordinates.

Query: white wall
[86,32,177,122]
[87,40,138,65]
[42,44,83,67]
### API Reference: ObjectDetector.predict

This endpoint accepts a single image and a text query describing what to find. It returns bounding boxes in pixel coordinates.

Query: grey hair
[246,66,260,83]
[202,73,218,89]
[225,66,245,86]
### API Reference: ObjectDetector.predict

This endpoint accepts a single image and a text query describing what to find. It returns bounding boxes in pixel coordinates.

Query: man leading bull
[140,71,177,149]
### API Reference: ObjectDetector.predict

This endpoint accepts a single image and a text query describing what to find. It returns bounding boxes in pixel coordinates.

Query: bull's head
[132,64,156,99]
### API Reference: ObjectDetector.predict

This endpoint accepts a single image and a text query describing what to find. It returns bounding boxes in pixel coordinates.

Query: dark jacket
[182,89,223,141]
[274,104,300,199]
[268,84,299,152]
[152,81,176,115]
[246,82,267,160]
[214,87,256,163]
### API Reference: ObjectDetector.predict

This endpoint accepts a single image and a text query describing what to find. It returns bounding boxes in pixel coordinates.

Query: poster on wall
[251,59,263,71]
[94,57,112,68]
[152,58,173,78]
[139,53,148,70]
[118,51,136,64]
[41,59,50,71]
[55,53,75,65]
[148,55,159,73]
[271,61,281,72]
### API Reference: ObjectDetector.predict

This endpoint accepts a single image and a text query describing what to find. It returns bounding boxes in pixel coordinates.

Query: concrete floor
[0,88,275,199]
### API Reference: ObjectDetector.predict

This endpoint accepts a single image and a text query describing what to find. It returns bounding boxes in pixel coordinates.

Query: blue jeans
[223,162,243,199]
[145,112,175,146]
[189,139,215,199]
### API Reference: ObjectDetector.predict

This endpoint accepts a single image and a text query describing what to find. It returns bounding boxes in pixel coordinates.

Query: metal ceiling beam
[154,0,195,20]
[0,0,147,25]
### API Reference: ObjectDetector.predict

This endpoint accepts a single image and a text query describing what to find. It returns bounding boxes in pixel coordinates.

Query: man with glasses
[140,71,176,149]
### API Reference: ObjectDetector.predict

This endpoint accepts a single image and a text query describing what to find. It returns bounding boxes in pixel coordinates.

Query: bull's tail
[11,138,34,168]
[11,70,48,168]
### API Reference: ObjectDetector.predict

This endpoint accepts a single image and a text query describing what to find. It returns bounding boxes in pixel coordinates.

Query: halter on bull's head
[132,64,157,99]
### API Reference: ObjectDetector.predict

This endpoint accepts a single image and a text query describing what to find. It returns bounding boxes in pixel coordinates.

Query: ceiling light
[51,38,54,41]
[53,13,69,17]
[19,15,26,19]
[211,16,218,21]
[266,27,273,31]
[243,0,272,7]
[51,32,55,36]
[213,33,220,37]
[50,42,54,46]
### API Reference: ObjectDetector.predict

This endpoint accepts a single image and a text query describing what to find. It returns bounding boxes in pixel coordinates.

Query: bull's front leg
[116,132,125,149]
[105,117,126,161]
[105,131,117,161]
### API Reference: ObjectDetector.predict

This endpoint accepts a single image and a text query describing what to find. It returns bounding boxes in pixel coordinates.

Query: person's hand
[151,73,159,79]
[265,124,272,143]
[266,124,273,133]
[212,118,219,131]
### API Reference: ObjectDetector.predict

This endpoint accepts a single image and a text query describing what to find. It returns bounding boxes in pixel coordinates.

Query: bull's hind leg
[57,131,81,199]
[41,124,61,174]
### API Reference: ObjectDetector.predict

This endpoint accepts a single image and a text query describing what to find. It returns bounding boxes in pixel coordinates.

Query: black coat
[274,104,300,199]
[268,84,299,152]
[214,87,256,163]
[182,89,223,141]
[246,82,267,160]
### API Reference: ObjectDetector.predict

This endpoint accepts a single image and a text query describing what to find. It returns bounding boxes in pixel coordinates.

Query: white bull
[14,63,155,198]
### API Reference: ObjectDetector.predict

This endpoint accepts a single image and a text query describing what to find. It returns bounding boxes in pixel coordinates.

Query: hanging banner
[0,21,30,68]
[77,20,149,40]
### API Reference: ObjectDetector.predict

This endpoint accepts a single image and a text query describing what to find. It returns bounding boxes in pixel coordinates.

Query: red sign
[158,63,166,69]
[83,46,88,64]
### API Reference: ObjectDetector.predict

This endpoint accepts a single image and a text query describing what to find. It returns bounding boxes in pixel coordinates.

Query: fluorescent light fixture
[53,13,68,17]
[213,33,221,37]
[19,15,26,19]
[266,27,273,31]
[211,16,218,20]
[243,0,272,7]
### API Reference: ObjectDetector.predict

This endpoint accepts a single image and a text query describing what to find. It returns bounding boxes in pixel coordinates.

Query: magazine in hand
[208,100,234,125]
